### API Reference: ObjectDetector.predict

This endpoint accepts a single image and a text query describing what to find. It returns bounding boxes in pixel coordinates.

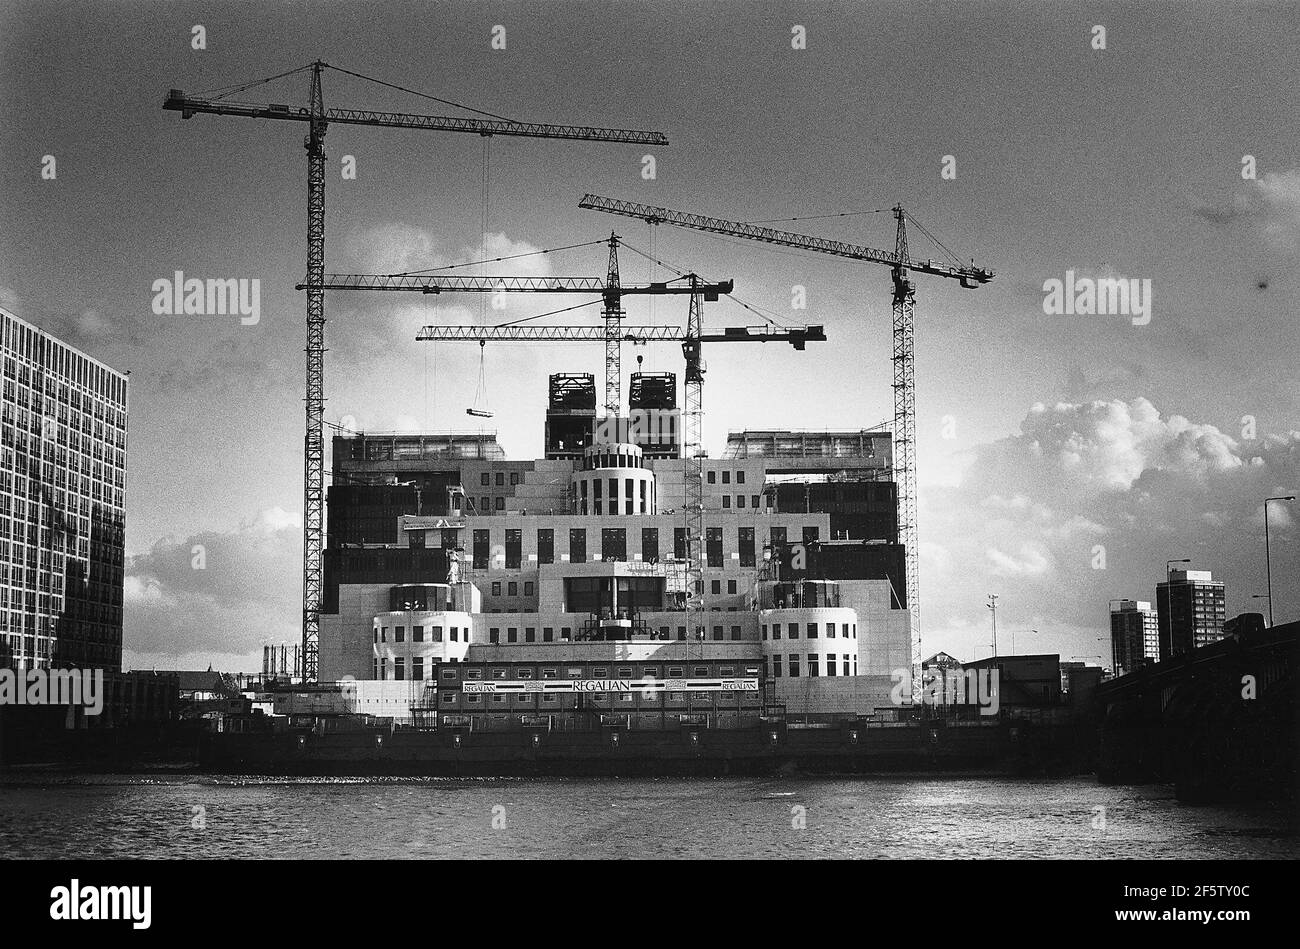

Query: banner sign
[461,678,759,695]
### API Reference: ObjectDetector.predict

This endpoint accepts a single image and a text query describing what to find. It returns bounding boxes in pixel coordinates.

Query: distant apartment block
[1110,599,1159,676]
[1156,569,1226,660]
[0,307,128,671]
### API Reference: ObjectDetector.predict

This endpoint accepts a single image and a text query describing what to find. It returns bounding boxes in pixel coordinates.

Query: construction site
[160,60,1012,765]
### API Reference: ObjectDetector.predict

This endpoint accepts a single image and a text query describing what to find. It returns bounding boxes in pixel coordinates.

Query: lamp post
[1007,628,1037,655]
[986,594,999,658]
[1264,496,1295,627]
[1163,558,1191,658]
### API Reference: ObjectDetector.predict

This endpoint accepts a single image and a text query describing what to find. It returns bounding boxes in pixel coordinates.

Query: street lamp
[1162,559,1191,658]
[986,594,999,657]
[1264,496,1295,627]
[1008,629,1037,655]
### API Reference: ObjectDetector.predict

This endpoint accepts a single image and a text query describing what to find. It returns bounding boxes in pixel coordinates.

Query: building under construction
[317,371,912,726]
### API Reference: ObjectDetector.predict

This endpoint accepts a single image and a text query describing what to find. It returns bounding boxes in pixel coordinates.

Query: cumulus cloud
[923,398,1299,661]
[122,507,301,670]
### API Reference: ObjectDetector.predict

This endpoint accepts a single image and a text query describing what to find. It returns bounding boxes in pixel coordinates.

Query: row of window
[484,625,750,644]
[375,624,469,644]
[767,654,858,677]
[762,622,857,640]
[439,691,747,705]
[480,471,523,486]
[470,525,819,570]
[705,470,746,485]
[455,662,745,679]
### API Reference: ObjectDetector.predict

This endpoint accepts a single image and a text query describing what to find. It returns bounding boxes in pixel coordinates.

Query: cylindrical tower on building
[572,442,656,515]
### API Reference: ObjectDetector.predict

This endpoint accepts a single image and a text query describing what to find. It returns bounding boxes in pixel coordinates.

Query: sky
[1,0,1297,671]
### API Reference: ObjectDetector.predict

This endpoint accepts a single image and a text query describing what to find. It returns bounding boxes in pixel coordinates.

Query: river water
[0,774,1294,859]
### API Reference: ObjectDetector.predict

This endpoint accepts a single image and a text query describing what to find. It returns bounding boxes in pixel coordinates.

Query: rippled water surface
[0,774,1294,859]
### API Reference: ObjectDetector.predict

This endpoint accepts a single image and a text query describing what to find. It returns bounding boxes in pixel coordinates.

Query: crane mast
[165,63,668,682]
[578,193,994,695]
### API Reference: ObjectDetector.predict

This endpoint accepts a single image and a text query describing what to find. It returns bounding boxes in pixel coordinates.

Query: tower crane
[303,234,721,415]
[578,193,994,690]
[312,266,825,646]
[163,62,667,682]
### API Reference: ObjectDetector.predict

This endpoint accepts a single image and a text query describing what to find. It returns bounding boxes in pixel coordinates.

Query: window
[412,657,424,680]
[711,626,723,641]
[641,527,659,563]
[722,495,730,509]
[507,628,518,643]
[711,580,721,595]
[803,526,819,544]
[706,528,723,568]
[473,529,490,570]
[737,495,746,508]
[413,626,424,643]
[489,627,500,644]
[432,626,443,642]
[542,668,557,679]
[752,495,761,508]
[789,655,800,677]
[826,623,835,639]
[842,623,850,639]
[480,472,490,486]
[674,527,687,559]
[789,624,799,640]
[491,581,501,596]
[507,581,518,597]
[505,529,522,569]
[827,655,837,676]
[491,668,508,680]
[380,627,387,642]
[707,470,716,484]
[510,471,520,486]
[727,579,737,595]
[808,655,820,677]
[730,625,741,641]
[677,626,687,640]
[542,627,553,642]
[601,527,627,562]
[523,581,534,597]
[495,472,505,486]
[495,497,505,511]
[772,655,782,678]
[480,497,490,513]
[569,528,586,563]
[722,471,730,484]
[518,668,533,679]
[395,626,405,643]
[736,470,745,484]
[450,627,459,642]
[762,624,768,640]
[808,623,817,638]
[537,529,554,565]
[772,624,781,640]
[394,658,405,681]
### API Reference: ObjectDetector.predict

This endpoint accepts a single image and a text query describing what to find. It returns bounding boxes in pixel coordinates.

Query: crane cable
[620,240,792,330]
[392,240,607,277]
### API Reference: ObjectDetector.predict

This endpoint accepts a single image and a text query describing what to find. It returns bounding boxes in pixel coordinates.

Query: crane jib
[163,94,668,145]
